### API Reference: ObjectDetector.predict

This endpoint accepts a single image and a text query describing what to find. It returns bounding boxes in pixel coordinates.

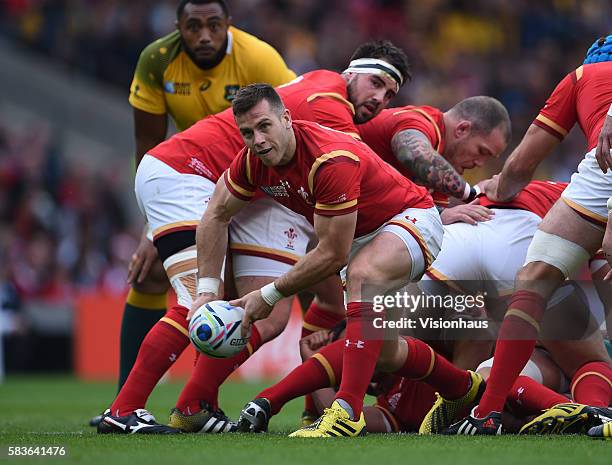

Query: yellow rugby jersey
[129,26,296,131]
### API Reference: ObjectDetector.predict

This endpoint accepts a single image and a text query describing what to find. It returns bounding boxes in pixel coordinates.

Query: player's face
[236,100,293,167]
[347,73,398,124]
[447,125,507,174]
[178,2,230,68]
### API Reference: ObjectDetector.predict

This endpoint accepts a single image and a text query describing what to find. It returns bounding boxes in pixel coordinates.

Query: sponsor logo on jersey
[224,84,240,102]
[164,81,191,95]
[261,184,289,198]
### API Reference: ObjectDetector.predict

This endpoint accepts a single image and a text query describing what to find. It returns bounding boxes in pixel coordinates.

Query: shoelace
[317,406,347,431]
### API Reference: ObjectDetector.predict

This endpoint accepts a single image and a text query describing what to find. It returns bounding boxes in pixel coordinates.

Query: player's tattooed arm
[391,129,466,198]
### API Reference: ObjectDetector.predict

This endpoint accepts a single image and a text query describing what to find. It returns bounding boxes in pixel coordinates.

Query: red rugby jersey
[533,62,612,151]
[478,180,567,218]
[359,106,449,207]
[375,376,436,433]
[148,70,358,181]
[225,120,433,237]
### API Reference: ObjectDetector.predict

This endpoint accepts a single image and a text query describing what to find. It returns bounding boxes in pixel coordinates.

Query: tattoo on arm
[391,129,466,197]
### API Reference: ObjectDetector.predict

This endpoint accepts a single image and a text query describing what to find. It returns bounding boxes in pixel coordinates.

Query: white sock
[335,398,355,420]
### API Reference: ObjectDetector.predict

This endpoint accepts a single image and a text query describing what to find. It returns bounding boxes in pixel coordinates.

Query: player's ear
[455,120,472,139]
[226,15,233,26]
[283,109,292,129]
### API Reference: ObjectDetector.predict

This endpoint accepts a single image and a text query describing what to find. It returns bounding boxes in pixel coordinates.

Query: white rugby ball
[188,300,250,358]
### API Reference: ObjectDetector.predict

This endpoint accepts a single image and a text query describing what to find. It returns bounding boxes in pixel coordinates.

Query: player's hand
[127,234,159,284]
[481,174,503,201]
[440,204,495,225]
[299,330,332,360]
[231,290,273,337]
[595,114,612,173]
[188,293,217,320]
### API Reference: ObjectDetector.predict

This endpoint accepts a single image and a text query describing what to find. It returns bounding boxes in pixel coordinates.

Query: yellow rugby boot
[419,370,485,434]
[519,403,599,435]
[289,401,365,438]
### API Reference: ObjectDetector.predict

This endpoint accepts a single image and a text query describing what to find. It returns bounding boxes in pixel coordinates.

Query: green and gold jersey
[129,26,296,131]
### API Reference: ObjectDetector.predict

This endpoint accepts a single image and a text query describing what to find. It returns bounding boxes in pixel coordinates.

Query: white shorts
[340,206,443,284]
[424,208,542,296]
[230,196,316,278]
[562,148,612,225]
[135,155,213,241]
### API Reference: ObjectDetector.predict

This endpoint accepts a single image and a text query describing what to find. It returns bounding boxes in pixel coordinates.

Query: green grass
[0,376,609,465]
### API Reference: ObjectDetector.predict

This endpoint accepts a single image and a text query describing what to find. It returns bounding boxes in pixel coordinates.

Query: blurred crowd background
[0,0,610,372]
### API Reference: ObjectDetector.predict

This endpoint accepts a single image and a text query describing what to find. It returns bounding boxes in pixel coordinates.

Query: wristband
[197,277,220,295]
[260,282,285,307]
[461,182,472,201]
[607,197,612,214]
[467,184,482,202]
[608,103,612,117]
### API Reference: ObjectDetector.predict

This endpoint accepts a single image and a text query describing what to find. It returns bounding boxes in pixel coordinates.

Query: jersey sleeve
[224,148,257,201]
[306,94,360,139]
[533,70,579,141]
[311,153,361,216]
[128,42,169,115]
[389,110,440,149]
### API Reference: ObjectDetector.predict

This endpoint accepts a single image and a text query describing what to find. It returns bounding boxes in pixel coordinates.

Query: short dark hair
[232,84,285,117]
[176,0,229,21]
[451,96,512,143]
[350,40,412,84]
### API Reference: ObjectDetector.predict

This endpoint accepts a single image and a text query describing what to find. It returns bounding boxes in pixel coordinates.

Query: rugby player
[193,84,443,438]
[416,180,611,434]
[359,98,511,222]
[445,36,612,435]
[97,43,411,434]
[118,0,295,398]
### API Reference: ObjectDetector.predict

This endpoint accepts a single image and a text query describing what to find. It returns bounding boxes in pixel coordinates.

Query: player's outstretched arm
[595,107,612,173]
[391,129,467,199]
[191,178,248,318]
[487,124,559,202]
[233,212,356,335]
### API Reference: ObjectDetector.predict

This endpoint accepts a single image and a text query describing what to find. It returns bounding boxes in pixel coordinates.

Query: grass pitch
[0,376,609,465]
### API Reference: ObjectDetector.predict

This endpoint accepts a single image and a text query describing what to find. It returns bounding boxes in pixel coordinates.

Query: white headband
[344,58,404,91]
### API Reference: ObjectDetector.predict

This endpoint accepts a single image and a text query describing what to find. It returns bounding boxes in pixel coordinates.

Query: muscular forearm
[274,246,346,297]
[392,129,466,198]
[196,217,229,282]
[495,124,560,201]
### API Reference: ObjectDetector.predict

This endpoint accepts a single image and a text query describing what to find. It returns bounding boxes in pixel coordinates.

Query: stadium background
[0,0,611,382]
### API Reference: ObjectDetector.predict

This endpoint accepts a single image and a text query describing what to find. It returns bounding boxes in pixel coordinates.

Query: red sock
[476,290,545,418]
[302,303,345,337]
[259,339,344,415]
[301,303,345,415]
[507,375,569,415]
[570,361,612,407]
[394,337,470,399]
[111,305,190,416]
[176,325,262,413]
[335,302,383,418]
